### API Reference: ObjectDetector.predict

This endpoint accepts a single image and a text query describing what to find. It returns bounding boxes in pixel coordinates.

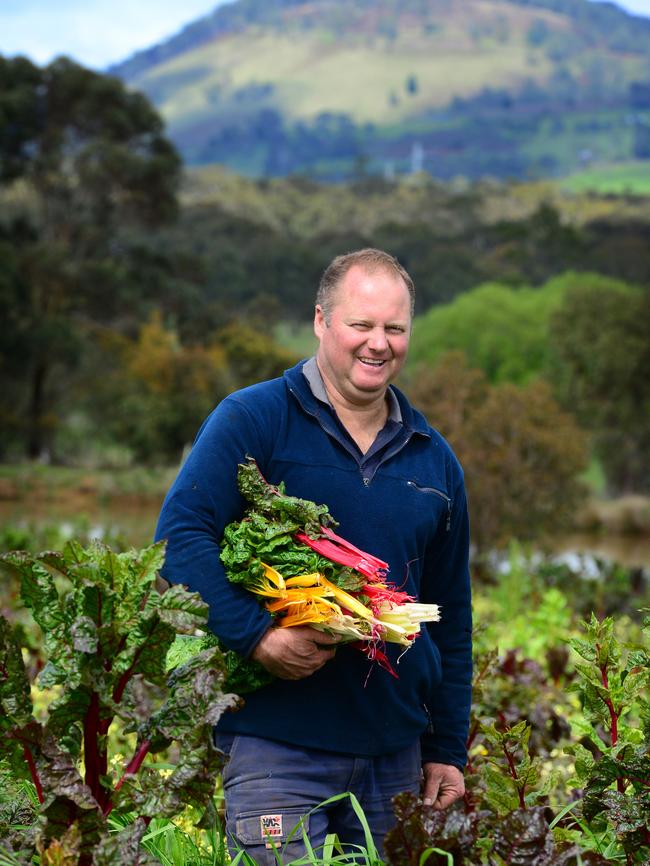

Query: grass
[71,793,390,866]
[561,161,650,196]
[132,5,557,129]
[0,462,178,502]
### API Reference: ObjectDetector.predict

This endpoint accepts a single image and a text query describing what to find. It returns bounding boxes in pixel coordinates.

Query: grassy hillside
[111,0,650,179]
[131,4,560,127]
[561,160,650,195]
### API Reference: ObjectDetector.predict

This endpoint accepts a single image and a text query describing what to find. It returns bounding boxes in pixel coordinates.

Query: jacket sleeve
[154,394,273,657]
[419,474,473,770]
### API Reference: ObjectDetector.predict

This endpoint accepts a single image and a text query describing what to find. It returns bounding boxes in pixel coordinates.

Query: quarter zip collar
[285,359,430,440]
[302,356,403,424]
[285,360,430,486]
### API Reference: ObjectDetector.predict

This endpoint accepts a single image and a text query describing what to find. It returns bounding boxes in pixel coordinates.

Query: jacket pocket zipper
[407,481,452,531]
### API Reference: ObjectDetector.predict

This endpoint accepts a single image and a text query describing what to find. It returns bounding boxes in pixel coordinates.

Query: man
[155,248,472,863]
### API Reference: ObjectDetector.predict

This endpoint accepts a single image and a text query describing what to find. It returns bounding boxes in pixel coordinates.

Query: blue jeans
[215,734,422,865]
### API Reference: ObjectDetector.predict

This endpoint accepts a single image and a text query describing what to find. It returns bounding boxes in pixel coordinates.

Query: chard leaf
[237,456,335,535]
[111,613,176,689]
[600,790,647,835]
[565,742,595,787]
[147,647,241,742]
[0,616,33,727]
[45,686,91,756]
[39,798,106,860]
[5,552,64,637]
[165,633,215,671]
[115,674,166,731]
[70,615,98,654]
[492,807,555,865]
[482,763,521,815]
[116,738,225,820]
[165,634,273,694]
[151,583,208,632]
[93,817,158,866]
[38,732,98,810]
[383,791,486,865]
[35,822,81,865]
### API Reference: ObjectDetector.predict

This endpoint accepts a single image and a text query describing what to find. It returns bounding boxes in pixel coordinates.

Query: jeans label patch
[260,813,283,847]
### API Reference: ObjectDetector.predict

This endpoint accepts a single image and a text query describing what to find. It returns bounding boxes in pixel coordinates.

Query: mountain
[110,0,650,181]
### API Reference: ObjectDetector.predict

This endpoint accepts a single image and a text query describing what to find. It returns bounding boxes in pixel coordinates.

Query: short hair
[316,248,415,322]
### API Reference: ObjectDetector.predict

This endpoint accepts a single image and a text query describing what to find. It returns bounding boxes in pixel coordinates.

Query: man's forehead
[334,264,411,303]
[341,262,406,285]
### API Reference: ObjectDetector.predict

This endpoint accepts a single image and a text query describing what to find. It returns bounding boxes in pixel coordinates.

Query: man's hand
[422,762,465,810]
[251,626,340,680]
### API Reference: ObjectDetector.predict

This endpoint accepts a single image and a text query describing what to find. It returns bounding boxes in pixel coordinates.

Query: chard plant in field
[384,612,650,865]
[0,541,240,866]
[562,612,650,864]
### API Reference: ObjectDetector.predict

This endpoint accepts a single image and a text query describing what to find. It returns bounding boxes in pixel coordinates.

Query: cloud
[0,0,229,69]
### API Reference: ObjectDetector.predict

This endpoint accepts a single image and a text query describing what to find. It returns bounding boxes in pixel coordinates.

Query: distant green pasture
[561,161,650,196]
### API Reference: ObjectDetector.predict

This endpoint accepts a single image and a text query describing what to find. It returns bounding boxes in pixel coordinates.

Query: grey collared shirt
[301,356,405,483]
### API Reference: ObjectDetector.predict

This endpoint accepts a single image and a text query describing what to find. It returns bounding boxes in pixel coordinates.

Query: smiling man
[155,248,472,864]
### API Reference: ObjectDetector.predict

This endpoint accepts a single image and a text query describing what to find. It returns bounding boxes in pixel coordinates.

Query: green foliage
[549,279,650,494]
[0,541,239,864]
[165,633,272,696]
[385,610,650,865]
[408,271,629,386]
[0,54,181,460]
[558,613,650,861]
[1,526,648,865]
[476,544,574,660]
[406,352,588,552]
[88,312,229,462]
[81,315,299,463]
[408,279,558,384]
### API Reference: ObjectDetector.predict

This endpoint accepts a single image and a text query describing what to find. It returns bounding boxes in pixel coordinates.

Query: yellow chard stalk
[254,563,441,652]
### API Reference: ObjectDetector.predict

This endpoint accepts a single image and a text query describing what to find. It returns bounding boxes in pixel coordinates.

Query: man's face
[314,264,412,406]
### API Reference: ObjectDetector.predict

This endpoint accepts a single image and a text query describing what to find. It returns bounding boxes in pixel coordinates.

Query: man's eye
[387,326,405,334]
[351,322,370,330]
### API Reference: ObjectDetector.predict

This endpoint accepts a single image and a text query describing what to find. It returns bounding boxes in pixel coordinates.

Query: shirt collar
[302,356,403,424]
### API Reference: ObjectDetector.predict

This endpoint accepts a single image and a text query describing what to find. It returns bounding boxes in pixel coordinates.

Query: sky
[1,0,649,70]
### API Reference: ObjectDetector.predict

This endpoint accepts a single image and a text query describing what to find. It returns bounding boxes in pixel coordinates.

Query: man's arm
[155,396,274,656]
[157,392,342,681]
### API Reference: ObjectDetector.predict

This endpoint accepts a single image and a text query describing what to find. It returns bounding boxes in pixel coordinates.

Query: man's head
[313,249,414,408]
[316,248,415,324]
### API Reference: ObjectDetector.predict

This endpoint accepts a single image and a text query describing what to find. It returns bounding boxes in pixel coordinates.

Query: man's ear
[314,304,327,339]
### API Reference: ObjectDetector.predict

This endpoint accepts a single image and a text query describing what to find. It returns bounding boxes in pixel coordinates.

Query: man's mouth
[358,357,386,367]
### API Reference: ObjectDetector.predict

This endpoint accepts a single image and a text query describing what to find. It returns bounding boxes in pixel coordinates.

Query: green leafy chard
[221,457,368,593]
[0,541,240,865]
[237,456,336,537]
[565,612,650,861]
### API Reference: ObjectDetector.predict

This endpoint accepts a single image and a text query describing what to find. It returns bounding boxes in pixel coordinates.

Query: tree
[405,353,588,553]
[87,313,228,463]
[407,278,567,385]
[0,55,181,458]
[549,280,650,493]
[88,316,300,463]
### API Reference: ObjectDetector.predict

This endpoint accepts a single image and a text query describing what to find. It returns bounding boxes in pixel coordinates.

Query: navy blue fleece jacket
[155,360,472,769]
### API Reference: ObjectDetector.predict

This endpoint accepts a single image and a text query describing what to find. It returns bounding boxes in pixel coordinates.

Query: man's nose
[366,328,388,351]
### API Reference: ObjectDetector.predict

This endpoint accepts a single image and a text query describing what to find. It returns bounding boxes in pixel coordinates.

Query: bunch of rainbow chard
[219,457,441,673]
